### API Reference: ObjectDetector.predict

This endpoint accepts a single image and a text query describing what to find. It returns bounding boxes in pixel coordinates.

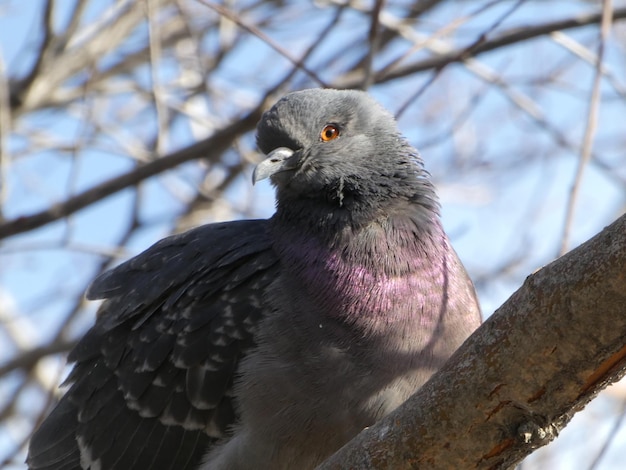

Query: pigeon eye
[320,124,340,142]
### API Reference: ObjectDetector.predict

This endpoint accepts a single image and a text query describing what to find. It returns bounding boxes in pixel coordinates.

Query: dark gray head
[254,89,438,221]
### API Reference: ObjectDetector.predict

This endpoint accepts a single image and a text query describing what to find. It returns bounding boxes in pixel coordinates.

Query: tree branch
[0,106,263,240]
[0,339,78,378]
[334,6,626,88]
[319,213,626,469]
[560,0,613,255]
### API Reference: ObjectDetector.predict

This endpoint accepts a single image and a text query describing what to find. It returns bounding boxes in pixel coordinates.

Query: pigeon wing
[27,219,279,470]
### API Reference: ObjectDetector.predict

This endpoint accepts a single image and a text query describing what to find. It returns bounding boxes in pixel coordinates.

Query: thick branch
[319,213,626,469]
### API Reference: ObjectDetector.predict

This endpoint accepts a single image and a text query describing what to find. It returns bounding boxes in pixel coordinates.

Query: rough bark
[318,213,626,470]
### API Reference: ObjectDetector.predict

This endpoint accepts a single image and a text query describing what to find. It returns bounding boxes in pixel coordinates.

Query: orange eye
[320,124,340,142]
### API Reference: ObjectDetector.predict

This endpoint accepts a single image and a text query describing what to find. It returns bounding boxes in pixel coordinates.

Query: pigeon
[27,88,481,470]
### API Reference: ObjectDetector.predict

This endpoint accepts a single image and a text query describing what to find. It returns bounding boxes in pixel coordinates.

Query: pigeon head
[254,89,437,218]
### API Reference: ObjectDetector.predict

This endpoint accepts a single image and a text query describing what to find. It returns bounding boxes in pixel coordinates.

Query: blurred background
[0,0,625,468]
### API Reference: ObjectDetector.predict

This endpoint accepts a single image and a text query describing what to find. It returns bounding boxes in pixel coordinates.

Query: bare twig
[396,0,524,119]
[0,106,264,240]
[551,31,626,99]
[0,54,10,218]
[0,339,78,378]
[560,0,613,256]
[362,0,385,90]
[198,0,327,87]
[147,0,169,156]
[376,0,506,79]
[587,396,626,470]
[10,0,55,106]
[334,6,626,88]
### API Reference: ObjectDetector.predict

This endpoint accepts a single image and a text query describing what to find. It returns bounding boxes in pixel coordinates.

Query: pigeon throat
[273,181,440,242]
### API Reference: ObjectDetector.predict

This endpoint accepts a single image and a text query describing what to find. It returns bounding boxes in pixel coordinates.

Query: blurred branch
[147,0,169,156]
[395,0,524,118]
[0,55,10,218]
[460,55,625,193]
[10,0,55,106]
[560,0,613,256]
[0,105,264,240]
[11,1,140,112]
[551,31,626,99]
[362,0,385,90]
[334,6,626,88]
[0,339,78,378]
[587,396,626,470]
[199,0,327,87]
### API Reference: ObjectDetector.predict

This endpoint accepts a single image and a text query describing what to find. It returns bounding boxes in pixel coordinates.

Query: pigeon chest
[228,252,452,469]
[278,227,450,336]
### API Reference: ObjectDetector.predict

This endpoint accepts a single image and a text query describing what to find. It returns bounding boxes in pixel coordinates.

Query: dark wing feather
[28,219,279,470]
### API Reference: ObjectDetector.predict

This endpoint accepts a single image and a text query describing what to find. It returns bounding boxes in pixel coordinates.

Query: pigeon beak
[252,147,297,184]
